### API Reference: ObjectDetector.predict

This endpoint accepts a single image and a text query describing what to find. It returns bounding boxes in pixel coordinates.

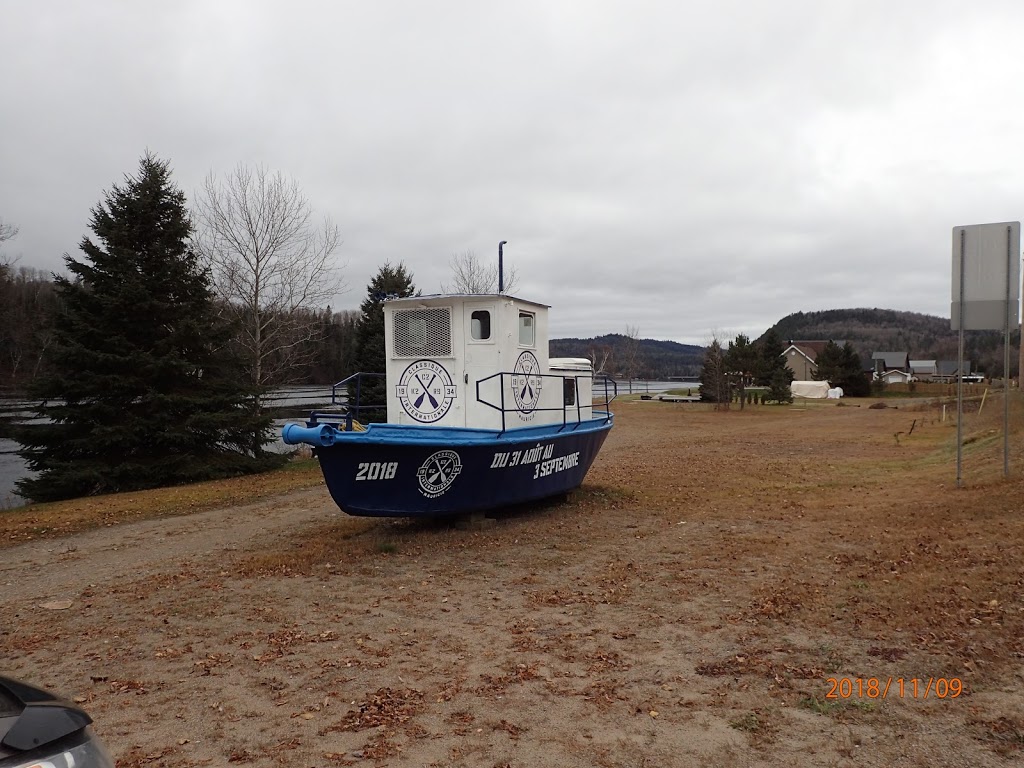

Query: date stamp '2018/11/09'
[826,677,964,700]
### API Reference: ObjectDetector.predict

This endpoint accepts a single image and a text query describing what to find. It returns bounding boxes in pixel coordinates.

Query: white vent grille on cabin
[393,308,452,358]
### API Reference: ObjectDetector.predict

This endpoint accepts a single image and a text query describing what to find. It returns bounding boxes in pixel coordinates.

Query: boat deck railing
[476,372,616,435]
[302,370,616,435]
[303,372,386,431]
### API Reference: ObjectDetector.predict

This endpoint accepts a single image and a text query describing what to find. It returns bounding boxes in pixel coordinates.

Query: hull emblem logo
[416,450,463,498]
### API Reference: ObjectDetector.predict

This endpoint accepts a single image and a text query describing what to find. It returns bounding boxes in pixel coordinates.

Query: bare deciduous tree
[193,165,344,414]
[0,217,18,245]
[0,217,18,280]
[441,250,517,294]
[620,324,642,393]
[1,219,22,387]
[587,343,614,375]
[1,266,58,390]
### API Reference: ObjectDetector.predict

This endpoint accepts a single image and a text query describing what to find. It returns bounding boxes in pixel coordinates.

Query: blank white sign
[951,221,1020,331]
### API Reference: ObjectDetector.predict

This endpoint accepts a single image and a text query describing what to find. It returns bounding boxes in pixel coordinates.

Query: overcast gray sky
[3,0,1023,345]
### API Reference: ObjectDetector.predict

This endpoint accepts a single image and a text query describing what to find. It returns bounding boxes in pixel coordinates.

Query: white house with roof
[879,369,913,385]
[871,351,909,378]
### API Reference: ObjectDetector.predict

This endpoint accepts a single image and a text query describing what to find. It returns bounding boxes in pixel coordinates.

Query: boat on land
[282,292,615,517]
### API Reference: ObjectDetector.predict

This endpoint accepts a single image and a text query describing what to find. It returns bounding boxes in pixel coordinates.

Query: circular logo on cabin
[397,360,457,423]
[416,450,463,498]
[512,351,543,415]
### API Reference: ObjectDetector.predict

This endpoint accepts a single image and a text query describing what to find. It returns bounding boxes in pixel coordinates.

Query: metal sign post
[1005,232,1013,478]
[951,221,1021,486]
[956,229,965,487]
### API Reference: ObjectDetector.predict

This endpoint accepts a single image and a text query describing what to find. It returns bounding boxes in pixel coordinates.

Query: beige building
[782,341,833,380]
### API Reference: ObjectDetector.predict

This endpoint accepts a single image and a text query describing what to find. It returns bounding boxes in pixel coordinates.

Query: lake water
[0,438,28,508]
[613,379,694,395]
[0,387,339,508]
[0,379,692,507]
[0,397,36,508]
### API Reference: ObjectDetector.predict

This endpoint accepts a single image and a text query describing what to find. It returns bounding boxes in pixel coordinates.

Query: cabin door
[461,302,502,430]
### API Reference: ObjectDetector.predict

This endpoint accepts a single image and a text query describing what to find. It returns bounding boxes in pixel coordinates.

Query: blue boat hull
[308,416,612,517]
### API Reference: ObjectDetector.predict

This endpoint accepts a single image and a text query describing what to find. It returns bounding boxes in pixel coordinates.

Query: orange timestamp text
[825,677,964,700]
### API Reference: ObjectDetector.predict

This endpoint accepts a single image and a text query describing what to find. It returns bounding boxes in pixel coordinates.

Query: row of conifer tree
[3,154,417,503]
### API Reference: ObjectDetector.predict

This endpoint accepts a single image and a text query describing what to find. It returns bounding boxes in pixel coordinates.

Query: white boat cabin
[381,294,595,429]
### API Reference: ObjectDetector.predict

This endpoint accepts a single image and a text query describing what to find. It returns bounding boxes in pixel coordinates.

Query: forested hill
[768,308,951,355]
[549,334,704,378]
[763,308,1021,376]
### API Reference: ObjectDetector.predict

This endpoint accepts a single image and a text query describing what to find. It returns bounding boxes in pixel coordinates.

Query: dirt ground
[2,395,1024,767]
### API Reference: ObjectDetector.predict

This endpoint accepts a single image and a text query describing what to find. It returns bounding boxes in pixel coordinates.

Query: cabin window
[393,308,452,357]
[563,378,576,406]
[470,310,491,341]
[518,311,535,346]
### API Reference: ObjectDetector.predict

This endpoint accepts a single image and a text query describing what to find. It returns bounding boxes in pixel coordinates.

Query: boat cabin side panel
[382,295,590,430]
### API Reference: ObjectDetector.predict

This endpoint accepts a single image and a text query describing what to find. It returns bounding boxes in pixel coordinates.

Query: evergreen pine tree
[759,330,794,403]
[699,339,729,408]
[813,341,870,396]
[812,341,845,384]
[765,367,795,404]
[17,153,279,502]
[349,262,416,420]
[755,328,787,386]
[840,343,871,397]
[724,334,758,409]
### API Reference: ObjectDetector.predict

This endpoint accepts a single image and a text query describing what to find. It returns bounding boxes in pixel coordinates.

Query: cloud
[3,0,1024,346]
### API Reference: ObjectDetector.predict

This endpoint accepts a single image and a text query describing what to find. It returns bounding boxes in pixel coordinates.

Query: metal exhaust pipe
[498,240,507,293]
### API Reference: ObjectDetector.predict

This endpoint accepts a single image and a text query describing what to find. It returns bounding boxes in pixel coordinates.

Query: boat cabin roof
[385,293,550,310]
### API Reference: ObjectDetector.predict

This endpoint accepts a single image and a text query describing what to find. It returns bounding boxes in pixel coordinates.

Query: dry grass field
[2,394,1023,767]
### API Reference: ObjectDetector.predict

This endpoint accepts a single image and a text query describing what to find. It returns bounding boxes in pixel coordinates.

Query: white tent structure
[791,380,830,399]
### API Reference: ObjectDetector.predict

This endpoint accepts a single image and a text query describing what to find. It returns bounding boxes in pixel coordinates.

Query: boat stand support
[455,512,497,531]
